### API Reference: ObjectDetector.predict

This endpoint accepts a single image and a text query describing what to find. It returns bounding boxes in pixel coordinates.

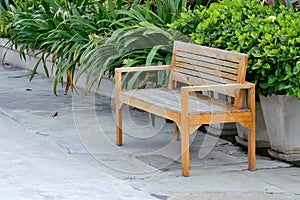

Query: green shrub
[170,0,300,98]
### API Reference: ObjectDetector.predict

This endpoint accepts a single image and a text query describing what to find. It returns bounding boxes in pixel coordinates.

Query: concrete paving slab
[0,110,156,200]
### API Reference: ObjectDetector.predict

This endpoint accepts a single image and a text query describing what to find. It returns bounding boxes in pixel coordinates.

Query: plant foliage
[170,0,300,98]
[77,0,191,92]
[1,0,122,94]
[0,0,191,94]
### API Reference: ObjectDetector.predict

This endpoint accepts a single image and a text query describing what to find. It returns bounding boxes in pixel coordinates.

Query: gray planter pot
[236,102,270,148]
[206,123,237,137]
[260,95,300,161]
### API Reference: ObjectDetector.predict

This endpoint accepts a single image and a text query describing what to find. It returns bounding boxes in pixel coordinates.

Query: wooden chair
[115,41,256,176]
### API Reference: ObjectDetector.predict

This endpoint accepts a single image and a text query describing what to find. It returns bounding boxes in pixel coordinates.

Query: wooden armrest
[181,83,255,97]
[115,65,171,74]
[115,65,171,92]
[180,83,255,113]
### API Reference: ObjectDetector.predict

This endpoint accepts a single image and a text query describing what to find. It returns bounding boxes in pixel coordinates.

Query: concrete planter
[0,38,57,77]
[206,123,237,137]
[260,95,300,161]
[0,38,114,98]
[235,102,270,148]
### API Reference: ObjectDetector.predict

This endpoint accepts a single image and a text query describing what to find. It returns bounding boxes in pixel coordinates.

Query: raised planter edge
[0,38,115,98]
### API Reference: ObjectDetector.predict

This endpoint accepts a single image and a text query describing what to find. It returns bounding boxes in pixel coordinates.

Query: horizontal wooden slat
[176,51,240,71]
[181,83,252,97]
[174,41,244,63]
[189,112,251,126]
[115,65,170,73]
[173,68,236,84]
[174,61,238,81]
[171,71,223,86]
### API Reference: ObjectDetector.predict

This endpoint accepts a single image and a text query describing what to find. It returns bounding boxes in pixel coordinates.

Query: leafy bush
[170,0,300,98]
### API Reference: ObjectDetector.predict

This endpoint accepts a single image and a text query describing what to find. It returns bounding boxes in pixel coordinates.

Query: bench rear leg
[116,101,122,146]
[174,123,180,141]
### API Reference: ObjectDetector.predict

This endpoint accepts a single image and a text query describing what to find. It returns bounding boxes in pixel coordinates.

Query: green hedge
[170,0,300,98]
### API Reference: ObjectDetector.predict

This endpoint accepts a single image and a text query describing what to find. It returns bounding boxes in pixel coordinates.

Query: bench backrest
[169,41,248,106]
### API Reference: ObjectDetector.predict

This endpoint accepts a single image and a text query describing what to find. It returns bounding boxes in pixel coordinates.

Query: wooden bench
[115,41,256,177]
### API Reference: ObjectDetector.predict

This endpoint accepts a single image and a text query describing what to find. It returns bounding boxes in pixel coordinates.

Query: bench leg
[174,123,180,141]
[248,120,256,171]
[248,84,256,171]
[180,89,190,177]
[116,101,122,146]
[181,127,190,177]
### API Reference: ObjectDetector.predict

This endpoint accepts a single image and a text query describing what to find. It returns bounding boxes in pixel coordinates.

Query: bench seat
[119,88,250,115]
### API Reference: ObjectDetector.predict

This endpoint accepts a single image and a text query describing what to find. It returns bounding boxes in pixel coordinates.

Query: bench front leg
[248,84,256,170]
[181,89,190,177]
